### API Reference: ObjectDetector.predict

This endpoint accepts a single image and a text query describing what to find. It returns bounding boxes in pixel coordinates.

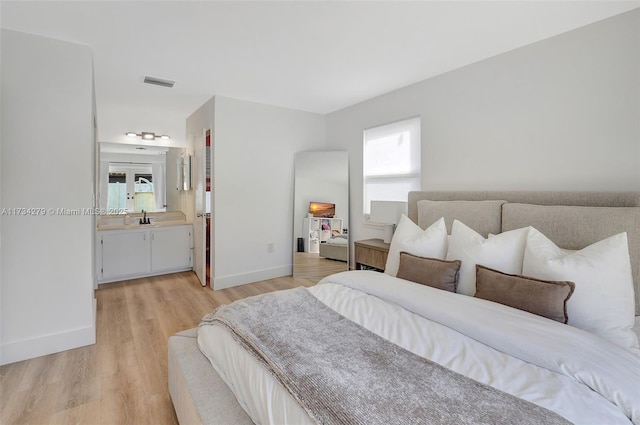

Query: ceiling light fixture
[125,131,170,141]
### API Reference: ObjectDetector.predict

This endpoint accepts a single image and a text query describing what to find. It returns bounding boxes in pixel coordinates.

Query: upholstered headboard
[408,191,640,315]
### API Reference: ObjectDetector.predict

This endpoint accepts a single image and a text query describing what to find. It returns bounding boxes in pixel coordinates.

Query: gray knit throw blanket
[200,287,572,425]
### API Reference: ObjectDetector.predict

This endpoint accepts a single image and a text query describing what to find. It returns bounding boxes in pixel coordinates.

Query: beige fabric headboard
[408,191,640,315]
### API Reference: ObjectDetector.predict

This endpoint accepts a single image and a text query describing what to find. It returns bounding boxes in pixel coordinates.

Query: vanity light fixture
[125,131,170,141]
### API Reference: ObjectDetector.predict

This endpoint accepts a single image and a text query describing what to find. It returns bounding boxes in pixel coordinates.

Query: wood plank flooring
[0,272,315,425]
[293,252,349,282]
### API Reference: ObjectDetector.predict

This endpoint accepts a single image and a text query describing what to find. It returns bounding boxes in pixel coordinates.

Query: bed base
[319,243,348,262]
[168,328,252,425]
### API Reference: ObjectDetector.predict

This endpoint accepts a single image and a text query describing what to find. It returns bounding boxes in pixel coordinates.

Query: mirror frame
[293,151,349,281]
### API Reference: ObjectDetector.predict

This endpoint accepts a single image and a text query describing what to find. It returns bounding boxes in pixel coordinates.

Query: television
[309,202,335,218]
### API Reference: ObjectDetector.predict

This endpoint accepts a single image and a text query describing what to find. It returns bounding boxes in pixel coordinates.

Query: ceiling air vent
[143,76,175,88]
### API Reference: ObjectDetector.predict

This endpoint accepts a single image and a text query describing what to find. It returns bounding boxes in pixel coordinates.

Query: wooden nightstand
[354,238,390,272]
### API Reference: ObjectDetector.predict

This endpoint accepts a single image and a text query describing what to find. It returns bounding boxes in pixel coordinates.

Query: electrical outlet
[267,243,274,253]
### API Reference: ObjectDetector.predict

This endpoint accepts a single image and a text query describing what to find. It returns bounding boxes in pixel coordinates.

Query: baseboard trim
[213,265,292,290]
[0,324,96,366]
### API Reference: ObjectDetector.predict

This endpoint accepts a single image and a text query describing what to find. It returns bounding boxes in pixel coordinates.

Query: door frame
[192,131,207,286]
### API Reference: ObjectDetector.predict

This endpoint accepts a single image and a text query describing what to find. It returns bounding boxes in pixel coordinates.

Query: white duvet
[198,270,640,425]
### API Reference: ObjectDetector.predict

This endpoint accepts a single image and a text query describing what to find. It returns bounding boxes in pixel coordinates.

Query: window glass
[134,174,154,212]
[108,173,127,211]
[106,165,154,213]
[363,117,421,217]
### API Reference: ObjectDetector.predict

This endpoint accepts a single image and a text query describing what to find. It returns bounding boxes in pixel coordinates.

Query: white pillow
[446,220,530,296]
[522,228,638,351]
[384,215,448,276]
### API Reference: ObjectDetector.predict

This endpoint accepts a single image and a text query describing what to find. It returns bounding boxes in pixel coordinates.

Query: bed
[319,235,349,262]
[169,191,640,425]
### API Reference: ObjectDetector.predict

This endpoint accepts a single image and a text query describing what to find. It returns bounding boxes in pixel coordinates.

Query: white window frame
[363,117,421,220]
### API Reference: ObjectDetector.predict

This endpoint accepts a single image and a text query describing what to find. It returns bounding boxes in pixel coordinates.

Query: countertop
[97,220,192,231]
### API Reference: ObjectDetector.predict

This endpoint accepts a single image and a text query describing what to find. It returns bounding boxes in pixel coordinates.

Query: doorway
[192,129,212,287]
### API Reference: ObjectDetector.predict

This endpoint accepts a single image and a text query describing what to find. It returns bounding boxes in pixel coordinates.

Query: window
[134,174,154,212]
[107,164,155,213]
[108,172,127,211]
[363,117,421,218]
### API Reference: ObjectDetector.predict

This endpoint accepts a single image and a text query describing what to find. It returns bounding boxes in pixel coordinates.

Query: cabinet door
[101,231,150,279]
[151,226,192,272]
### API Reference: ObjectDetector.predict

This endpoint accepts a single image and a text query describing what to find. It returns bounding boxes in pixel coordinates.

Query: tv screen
[309,202,335,218]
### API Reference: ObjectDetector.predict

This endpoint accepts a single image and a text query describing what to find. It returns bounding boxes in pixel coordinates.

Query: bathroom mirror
[293,151,349,282]
[98,142,184,213]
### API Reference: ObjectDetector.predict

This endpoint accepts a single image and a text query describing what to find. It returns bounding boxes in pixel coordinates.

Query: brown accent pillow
[396,252,461,292]
[474,265,575,323]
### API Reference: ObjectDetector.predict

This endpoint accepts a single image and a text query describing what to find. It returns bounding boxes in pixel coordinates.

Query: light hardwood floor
[0,272,316,425]
[293,252,348,282]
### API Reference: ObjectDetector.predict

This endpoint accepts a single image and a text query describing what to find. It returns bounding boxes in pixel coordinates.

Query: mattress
[198,271,640,425]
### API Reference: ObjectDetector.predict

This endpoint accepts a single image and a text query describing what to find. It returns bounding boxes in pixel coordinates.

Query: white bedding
[326,235,348,244]
[198,270,640,425]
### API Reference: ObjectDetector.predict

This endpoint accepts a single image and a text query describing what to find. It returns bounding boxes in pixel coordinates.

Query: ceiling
[2,1,638,148]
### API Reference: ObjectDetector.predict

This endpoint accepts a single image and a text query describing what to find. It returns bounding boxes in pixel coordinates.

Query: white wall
[100,152,167,165]
[212,96,325,288]
[1,30,96,365]
[325,9,640,247]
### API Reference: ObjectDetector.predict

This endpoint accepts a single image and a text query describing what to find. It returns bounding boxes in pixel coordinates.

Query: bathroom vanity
[96,212,193,284]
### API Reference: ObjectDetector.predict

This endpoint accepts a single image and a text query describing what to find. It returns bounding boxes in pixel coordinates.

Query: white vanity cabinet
[97,224,193,284]
[101,230,150,280]
[150,225,193,273]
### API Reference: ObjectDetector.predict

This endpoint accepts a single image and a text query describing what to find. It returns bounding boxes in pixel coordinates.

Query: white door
[193,132,207,286]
